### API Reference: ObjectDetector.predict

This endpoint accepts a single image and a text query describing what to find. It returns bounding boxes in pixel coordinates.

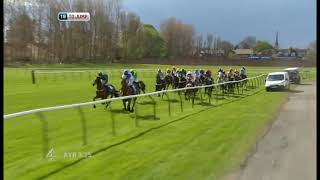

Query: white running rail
[4,74,266,120]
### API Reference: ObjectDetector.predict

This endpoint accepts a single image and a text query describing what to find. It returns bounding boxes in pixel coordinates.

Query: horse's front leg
[105,94,110,109]
[127,99,131,112]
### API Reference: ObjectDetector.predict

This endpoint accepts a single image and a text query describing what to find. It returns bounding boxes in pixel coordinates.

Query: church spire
[275,31,279,49]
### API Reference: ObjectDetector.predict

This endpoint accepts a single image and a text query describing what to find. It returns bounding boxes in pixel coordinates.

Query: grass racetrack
[4,64,316,180]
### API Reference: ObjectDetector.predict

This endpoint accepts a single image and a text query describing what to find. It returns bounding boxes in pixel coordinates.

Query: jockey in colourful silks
[186,71,196,86]
[99,72,108,85]
[122,69,136,92]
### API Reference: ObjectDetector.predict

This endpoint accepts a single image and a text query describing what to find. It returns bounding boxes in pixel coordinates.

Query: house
[232,48,254,58]
[276,48,307,58]
[258,49,274,56]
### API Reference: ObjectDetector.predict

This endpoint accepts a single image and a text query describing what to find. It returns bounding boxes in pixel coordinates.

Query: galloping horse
[172,74,180,89]
[204,76,214,95]
[163,75,173,90]
[155,76,165,97]
[198,74,206,86]
[217,72,227,94]
[120,79,146,112]
[227,74,236,93]
[92,76,119,108]
[240,74,248,88]
[185,80,198,101]
[178,74,187,89]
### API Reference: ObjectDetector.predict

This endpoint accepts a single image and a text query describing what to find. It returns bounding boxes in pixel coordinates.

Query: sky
[122,0,316,48]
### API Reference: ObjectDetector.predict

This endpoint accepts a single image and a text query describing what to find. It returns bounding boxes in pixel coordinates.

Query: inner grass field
[4,64,316,180]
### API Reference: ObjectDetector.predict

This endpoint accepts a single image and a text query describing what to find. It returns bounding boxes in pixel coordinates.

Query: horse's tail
[139,81,146,93]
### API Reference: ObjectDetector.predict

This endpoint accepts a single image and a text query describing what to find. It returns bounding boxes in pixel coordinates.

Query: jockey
[200,69,205,76]
[156,69,164,81]
[186,71,195,85]
[122,69,136,92]
[130,69,138,82]
[240,66,247,76]
[98,72,109,88]
[181,68,186,76]
[166,68,172,77]
[194,69,200,79]
[172,66,177,76]
[205,70,212,78]
[228,68,235,80]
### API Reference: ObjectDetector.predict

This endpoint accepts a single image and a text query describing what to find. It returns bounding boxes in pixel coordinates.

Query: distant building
[232,48,254,58]
[276,48,307,59]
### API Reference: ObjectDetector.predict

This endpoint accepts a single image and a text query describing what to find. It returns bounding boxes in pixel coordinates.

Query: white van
[265,72,290,91]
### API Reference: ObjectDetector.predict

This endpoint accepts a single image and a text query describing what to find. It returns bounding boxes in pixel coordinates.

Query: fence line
[4,74,266,120]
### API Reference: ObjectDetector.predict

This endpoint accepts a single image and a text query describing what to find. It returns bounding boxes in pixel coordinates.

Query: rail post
[37,112,49,159]
[179,92,183,112]
[109,104,116,136]
[164,93,172,117]
[77,107,88,145]
[31,70,36,84]
[134,99,139,127]
[148,96,157,120]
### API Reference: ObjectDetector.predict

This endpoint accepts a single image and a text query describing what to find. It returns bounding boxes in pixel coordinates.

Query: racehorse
[155,76,165,97]
[198,74,206,86]
[204,76,214,96]
[217,72,227,94]
[172,74,180,89]
[185,80,198,101]
[240,74,248,88]
[121,79,139,112]
[92,76,119,108]
[163,75,173,89]
[178,74,187,89]
[227,74,235,93]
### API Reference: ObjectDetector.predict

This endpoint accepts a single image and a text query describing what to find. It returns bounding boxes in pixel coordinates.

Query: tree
[254,41,273,52]
[160,17,195,57]
[206,33,214,50]
[238,36,256,49]
[6,9,35,61]
[307,40,316,61]
[139,24,165,58]
[219,40,234,57]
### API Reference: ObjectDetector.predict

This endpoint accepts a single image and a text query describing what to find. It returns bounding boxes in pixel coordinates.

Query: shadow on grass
[195,102,215,107]
[161,99,180,103]
[38,88,264,180]
[136,115,160,121]
[137,101,156,105]
[297,83,313,86]
[288,89,304,93]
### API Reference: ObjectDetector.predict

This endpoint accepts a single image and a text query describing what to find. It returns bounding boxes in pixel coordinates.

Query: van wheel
[266,88,270,91]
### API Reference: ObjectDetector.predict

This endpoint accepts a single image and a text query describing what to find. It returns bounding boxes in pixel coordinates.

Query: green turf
[4,64,316,180]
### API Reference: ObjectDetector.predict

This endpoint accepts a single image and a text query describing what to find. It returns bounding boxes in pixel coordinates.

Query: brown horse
[164,75,173,89]
[92,76,119,108]
[185,80,198,101]
[120,79,146,112]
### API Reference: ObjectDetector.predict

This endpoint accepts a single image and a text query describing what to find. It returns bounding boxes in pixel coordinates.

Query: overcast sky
[123,0,316,48]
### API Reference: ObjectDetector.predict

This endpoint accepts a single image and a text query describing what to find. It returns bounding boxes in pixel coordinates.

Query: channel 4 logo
[58,12,90,21]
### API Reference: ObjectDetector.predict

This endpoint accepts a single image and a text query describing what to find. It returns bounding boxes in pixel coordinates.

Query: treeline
[3,0,234,64]
[4,0,315,64]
